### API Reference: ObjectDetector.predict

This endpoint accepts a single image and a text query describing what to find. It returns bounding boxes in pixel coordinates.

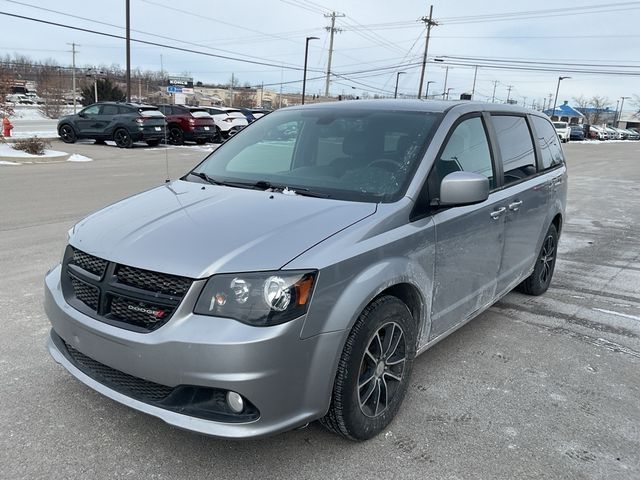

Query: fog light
[226,391,244,413]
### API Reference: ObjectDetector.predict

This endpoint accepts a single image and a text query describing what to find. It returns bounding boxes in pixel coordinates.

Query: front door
[429,115,506,339]
[75,104,102,136]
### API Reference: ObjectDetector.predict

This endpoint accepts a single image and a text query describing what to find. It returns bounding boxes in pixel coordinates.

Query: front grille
[64,339,173,401]
[70,276,99,310]
[62,246,193,333]
[70,249,107,277]
[116,265,191,296]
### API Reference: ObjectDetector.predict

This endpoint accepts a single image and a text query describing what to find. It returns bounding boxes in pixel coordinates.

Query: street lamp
[394,71,406,99]
[618,96,630,126]
[425,80,435,99]
[446,87,454,100]
[552,76,571,120]
[85,69,105,103]
[302,36,319,105]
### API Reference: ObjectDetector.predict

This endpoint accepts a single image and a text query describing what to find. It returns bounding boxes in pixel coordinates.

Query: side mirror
[78,112,86,118]
[439,171,490,206]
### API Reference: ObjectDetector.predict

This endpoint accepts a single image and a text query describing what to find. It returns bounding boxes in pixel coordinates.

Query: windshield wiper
[186,173,330,198]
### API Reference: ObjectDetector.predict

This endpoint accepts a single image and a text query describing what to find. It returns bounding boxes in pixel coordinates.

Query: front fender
[301,256,432,342]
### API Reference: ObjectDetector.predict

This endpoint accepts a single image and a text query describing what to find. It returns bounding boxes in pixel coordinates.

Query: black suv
[57,102,166,148]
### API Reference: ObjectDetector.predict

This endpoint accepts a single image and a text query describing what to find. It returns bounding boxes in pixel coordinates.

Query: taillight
[135,117,144,124]
[223,117,235,123]
[189,118,196,125]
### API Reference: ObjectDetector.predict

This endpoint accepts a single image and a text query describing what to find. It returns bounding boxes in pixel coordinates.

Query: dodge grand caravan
[45,100,567,441]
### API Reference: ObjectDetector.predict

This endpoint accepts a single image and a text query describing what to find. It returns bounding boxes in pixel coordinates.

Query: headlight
[194,271,317,326]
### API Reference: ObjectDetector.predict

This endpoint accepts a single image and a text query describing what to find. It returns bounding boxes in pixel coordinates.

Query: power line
[0,10,318,72]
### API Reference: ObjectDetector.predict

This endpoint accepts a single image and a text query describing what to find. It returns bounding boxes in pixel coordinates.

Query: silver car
[45,100,567,441]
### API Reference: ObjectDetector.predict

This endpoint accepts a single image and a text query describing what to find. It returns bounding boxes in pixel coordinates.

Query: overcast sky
[1,0,638,110]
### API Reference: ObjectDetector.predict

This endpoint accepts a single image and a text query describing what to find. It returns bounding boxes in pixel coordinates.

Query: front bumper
[44,265,345,438]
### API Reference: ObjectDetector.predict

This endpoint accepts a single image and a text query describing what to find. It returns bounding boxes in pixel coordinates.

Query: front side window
[492,115,537,185]
[532,116,564,170]
[190,108,443,202]
[81,105,100,115]
[434,116,494,189]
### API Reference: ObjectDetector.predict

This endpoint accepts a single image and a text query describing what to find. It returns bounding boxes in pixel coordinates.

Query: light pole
[302,36,319,105]
[446,87,454,100]
[471,65,478,99]
[394,71,406,99]
[618,96,630,126]
[552,76,571,121]
[425,80,435,98]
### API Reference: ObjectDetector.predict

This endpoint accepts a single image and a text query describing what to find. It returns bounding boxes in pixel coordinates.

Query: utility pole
[618,96,630,126]
[506,85,513,103]
[229,72,234,107]
[67,43,79,113]
[138,77,142,102]
[125,0,131,102]
[491,80,498,103]
[542,97,547,112]
[471,65,478,100]
[324,11,344,97]
[260,81,264,107]
[417,5,437,99]
[441,66,449,99]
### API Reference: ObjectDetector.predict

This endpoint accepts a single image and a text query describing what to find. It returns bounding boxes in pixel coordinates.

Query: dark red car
[156,105,216,144]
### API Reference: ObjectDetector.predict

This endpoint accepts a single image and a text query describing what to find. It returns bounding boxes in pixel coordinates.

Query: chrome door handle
[508,200,523,211]
[490,207,506,219]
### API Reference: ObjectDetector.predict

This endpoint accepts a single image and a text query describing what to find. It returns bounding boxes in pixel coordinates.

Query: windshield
[189,107,443,202]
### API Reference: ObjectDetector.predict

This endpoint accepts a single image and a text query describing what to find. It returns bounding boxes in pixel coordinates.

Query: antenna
[164,114,170,183]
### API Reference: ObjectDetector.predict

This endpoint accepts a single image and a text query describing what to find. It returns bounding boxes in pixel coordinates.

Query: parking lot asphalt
[1,140,639,479]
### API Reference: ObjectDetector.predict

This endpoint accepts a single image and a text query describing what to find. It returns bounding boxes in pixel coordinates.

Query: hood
[71,180,377,278]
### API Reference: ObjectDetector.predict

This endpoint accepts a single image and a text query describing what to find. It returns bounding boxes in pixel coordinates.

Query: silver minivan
[45,100,567,441]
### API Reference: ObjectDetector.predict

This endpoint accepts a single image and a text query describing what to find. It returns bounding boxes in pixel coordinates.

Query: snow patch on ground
[0,143,68,162]
[0,160,22,165]
[10,105,73,120]
[67,154,93,162]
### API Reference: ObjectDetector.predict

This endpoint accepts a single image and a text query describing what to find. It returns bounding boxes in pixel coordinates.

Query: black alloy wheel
[59,124,76,143]
[517,223,559,295]
[168,126,184,145]
[113,128,133,148]
[321,295,416,441]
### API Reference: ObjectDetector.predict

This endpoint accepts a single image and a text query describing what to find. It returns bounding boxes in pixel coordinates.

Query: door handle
[552,177,563,186]
[490,207,506,219]
[508,200,523,211]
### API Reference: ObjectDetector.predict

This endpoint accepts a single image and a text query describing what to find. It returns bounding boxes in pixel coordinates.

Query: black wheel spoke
[358,321,407,418]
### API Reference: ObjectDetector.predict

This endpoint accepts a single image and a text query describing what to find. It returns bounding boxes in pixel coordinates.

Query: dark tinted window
[435,116,495,188]
[532,116,564,170]
[100,104,119,115]
[492,115,537,185]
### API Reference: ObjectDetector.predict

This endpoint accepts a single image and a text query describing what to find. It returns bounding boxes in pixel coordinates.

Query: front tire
[320,295,416,441]
[58,124,76,144]
[517,223,558,295]
[113,128,133,148]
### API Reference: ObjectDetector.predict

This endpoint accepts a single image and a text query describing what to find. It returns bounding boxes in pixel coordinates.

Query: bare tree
[235,89,254,108]
[590,95,610,124]
[0,69,15,118]
[37,64,67,119]
[633,94,640,118]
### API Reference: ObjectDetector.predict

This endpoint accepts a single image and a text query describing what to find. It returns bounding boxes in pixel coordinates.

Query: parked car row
[57,101,271,147]
[553,121,640,142]
[588,125,640,141]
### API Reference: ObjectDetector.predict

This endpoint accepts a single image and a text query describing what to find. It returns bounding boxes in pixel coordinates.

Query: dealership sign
[168,76,193,88]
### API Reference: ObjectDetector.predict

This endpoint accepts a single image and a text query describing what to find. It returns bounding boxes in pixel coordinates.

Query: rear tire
[168,126,184,145]
[58,124,76,144]
[113,128,133,148]
[517,223,558,296]
[320,295,416,441]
